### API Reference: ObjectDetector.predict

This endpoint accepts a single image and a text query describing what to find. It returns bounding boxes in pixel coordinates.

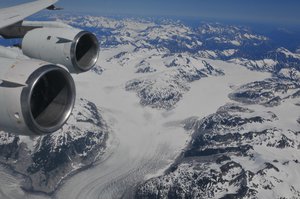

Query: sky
[0,0,300,25]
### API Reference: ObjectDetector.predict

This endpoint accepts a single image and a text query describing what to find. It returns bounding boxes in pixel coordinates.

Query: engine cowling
[0,58,75,136]
[22,28,99,73]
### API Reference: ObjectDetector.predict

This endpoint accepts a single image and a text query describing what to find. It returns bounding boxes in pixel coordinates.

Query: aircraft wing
[0,0,58,29]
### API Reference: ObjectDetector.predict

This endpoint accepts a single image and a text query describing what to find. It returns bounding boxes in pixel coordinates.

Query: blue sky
[1,0,300,25]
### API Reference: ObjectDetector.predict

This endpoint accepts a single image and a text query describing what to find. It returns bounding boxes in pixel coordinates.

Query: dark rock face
[0,98,109,194]
[137,66,154,73]
[0,134,20,161]
[92,65,104,75]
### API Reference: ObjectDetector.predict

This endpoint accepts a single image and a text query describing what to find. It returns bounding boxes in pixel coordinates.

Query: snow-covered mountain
[125,55,224,109]
[46,14,300,75]
[0,98,109,194]
[0,14,299,199]
[136,77,300,199]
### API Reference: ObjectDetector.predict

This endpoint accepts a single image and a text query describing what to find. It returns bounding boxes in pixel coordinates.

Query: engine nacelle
[22,28,99,73]
[0,58,75,136]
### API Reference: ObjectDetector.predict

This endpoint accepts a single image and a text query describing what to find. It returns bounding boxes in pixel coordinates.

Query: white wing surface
[0,0,58,29]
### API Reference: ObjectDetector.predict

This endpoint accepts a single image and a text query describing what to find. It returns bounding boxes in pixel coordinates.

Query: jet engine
[22,28,99,73]
[0,58,75,136]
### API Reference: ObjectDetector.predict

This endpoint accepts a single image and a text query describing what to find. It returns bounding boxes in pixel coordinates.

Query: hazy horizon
[1,0,299,26]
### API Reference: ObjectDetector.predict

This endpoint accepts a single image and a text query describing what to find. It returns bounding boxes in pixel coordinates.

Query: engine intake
[0,58,75,136]
[22,28,99,73]
[22,65,75,134]
[72,31,99,72]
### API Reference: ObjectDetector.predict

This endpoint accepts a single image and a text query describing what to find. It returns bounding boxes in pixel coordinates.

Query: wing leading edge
[0,0,58,29]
